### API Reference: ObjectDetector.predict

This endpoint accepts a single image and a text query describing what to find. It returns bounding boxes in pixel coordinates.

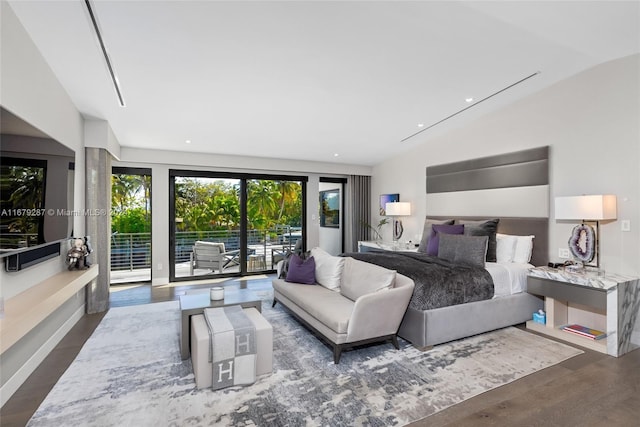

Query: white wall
[372,54,640,276]
[114,149,368,284]
[0,2,85,300]
[0,2,87,405]
[119,147,371,177]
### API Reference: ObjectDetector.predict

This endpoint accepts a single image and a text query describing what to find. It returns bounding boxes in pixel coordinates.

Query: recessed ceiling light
[334,153,339,157]
[417,123,424,128]
[185,140,191,144]
[402,72,540,143]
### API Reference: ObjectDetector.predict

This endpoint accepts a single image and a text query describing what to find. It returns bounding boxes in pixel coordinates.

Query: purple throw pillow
[285,254,316,284]
[426,224,464,256]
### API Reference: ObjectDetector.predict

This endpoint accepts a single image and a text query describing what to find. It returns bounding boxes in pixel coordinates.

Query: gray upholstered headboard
[425,146,549,266]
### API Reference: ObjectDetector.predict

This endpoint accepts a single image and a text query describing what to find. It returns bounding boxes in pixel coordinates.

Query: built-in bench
[0,265,99,355]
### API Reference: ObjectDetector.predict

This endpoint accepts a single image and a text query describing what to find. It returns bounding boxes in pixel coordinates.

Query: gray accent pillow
[438,234,488,268]
[417,218,454,253]
[458,219,499,262]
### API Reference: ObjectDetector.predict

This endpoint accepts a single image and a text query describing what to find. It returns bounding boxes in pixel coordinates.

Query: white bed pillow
[496,234,517,263]
[310,247,344,291]
[496,233,535,263]
[513,235,535,263]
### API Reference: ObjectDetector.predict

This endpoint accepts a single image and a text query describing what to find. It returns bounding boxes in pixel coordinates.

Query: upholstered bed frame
[398,216,547,348]
[397,146,549,349]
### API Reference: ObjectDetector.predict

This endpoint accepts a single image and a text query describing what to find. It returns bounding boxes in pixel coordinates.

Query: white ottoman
[191,307,273,389]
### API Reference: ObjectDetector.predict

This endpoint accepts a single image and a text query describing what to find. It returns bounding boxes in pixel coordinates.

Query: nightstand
[526,266,640,357]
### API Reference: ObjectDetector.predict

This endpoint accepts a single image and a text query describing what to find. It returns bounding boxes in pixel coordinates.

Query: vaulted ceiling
[6,1,640,166]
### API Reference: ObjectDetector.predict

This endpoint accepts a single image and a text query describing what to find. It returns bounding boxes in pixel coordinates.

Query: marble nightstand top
[529,266,638,291]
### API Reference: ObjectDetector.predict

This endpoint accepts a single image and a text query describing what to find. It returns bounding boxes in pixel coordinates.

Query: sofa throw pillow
[438,234,488,268]
[278,249,310,279]
[426,224,464,256]
[310,247,345,291]
[417,218,454,253]
[285,254,316,284]
[340,257,396,301]
[458,219,499,262]
[277,252,291,279]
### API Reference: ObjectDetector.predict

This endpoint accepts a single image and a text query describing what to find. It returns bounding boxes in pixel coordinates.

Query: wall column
[85,147,111,313]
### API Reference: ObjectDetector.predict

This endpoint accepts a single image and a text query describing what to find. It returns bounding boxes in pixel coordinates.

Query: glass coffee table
[179,288,262,359]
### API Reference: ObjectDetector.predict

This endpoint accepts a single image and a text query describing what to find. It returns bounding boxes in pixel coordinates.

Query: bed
[348,217,546,348]
[363,147,550,349]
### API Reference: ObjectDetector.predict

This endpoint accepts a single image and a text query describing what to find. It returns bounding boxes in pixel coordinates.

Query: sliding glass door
[169,171,305,281]
[110,167,152,284]
[246,179,304,272]
[172,175,241,279]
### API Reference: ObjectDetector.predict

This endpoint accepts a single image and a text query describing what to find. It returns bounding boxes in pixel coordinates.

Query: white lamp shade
[385,202,411,216]
[555,195,617,220]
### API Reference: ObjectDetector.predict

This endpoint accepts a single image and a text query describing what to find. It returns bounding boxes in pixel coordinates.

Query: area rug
[28,297,582,426]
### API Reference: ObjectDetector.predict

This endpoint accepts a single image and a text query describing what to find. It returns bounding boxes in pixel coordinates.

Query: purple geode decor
[568,224,596,263]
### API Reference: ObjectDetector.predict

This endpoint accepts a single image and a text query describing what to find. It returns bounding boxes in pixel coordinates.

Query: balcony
[110,227,300,283]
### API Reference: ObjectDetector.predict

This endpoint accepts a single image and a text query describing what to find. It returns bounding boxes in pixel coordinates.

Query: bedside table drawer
[527,276,607,310]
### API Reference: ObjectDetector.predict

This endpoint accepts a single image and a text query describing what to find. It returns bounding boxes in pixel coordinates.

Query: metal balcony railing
[110,226,301,271]
[110,232,152,271]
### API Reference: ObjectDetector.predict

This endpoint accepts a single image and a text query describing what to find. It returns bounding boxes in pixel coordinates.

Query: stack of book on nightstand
[561,324,607,340]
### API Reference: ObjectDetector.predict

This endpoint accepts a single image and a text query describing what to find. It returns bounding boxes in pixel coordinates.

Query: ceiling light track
[84,0,126,107]
[401,71,540,143]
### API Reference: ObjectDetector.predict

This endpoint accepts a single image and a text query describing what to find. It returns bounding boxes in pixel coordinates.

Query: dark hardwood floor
[2,276,639,426]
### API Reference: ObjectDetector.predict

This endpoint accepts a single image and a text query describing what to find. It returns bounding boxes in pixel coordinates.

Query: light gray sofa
[272,253,415,363]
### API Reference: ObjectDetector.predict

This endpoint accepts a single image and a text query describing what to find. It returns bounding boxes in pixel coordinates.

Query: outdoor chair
[270,239,303,269]
[189,241,240,275]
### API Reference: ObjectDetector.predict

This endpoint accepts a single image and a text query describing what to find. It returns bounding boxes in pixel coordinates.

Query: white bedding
[485,262,533,297]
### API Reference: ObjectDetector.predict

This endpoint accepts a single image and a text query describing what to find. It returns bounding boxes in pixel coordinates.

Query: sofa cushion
[285,254,316,284]
[272,279,353,334]
[310,247,345,291]
[340,257,396,301]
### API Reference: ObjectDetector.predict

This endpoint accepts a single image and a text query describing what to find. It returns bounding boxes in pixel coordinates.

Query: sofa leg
[391,335,399,350]
[333,346,342,364]
[272,299,277,308]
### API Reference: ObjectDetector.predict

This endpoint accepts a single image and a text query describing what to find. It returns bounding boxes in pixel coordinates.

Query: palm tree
[8,165,44,211]
[111,174,147,213]
[276,181,300,223]
[6,165,44,235]
[247,180,278,229]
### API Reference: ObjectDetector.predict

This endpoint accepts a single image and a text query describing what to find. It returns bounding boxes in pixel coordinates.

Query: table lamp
[385,202,411,242]
[555,195,616,268]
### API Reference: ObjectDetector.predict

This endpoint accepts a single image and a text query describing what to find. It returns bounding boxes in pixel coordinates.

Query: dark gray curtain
[344,175,371,252]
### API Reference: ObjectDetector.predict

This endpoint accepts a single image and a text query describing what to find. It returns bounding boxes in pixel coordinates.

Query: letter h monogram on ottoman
[191,306,273,390]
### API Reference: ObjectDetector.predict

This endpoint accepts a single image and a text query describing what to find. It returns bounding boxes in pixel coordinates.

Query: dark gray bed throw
[203,305,257,390]
[345,252,494,310]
